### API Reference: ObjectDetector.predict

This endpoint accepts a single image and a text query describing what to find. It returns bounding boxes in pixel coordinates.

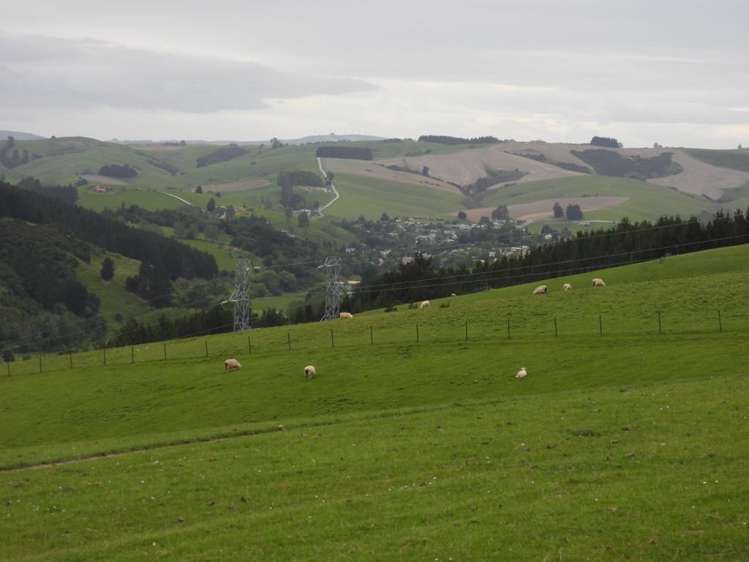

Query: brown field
[465,196,628,222]
[322,158,461,193]
[378,144,584,187]
[638,149,749,200]
[203,178,272,192]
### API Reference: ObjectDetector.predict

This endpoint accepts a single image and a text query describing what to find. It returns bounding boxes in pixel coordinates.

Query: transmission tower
[319,256,343,321]
[228,259,252,331]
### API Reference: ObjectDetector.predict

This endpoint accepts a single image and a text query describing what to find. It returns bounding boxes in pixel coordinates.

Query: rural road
[316,157,340,217]
[164,192,193,206]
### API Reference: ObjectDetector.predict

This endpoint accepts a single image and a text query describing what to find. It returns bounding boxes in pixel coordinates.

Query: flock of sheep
[222,277,607,382]
[532,277,606,295]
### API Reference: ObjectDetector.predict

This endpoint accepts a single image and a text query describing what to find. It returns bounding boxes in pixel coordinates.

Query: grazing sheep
[450,293,457,297]
[224,358,241,371]
[515,367,528,380]
[418,300,431,309]
[532,285,548,295]
[304,365,316,380]
[339,312,353,320]
[562,283,573,291]
[592,277,606,288]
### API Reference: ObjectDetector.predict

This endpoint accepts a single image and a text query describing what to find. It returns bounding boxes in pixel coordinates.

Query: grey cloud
[0,32,375,113]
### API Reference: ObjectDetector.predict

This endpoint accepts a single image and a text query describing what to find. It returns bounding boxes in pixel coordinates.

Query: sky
[1,0,748,147]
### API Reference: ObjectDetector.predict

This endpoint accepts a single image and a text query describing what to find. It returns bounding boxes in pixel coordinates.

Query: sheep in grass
[515,367,528,380]
[224,358,242,371]
[304,365,316,380]
[592,277,606,288]
[339,312,353,319]
[418,300,431,309]
[562,283,573,291]
[532,285,548,296]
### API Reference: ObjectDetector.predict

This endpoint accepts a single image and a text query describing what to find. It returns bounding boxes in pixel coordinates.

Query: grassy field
[253,291,306,312]
[329,173,464,219]
[482,176,713,222]
[1,245,748,560]
[74,251,150,331]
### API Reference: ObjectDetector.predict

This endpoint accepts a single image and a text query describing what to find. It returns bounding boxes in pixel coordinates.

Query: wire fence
[2,305,745,377]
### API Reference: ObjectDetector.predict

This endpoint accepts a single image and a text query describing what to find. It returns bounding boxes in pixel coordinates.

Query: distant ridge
[0,130,45,140]
[118,134,386,145]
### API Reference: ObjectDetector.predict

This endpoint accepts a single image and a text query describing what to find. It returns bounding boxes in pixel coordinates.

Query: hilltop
[1,244,748,560]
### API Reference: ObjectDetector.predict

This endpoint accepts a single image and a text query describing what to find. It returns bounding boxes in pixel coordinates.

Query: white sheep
[339,312,353,319]
[304,365,316,380]
[592,277,606,288]
[562,283,573,291]
[418,300,431,309]
[515,367,528,380]
[532,285,548,296]
[224,358,242,371]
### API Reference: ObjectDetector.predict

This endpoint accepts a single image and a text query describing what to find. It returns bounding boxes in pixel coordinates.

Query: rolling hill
[2,244,748,560]
[4,136,749,229]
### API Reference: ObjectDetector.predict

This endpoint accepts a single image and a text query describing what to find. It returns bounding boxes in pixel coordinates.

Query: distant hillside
[5,135,749,228]
[284,134,385,145]
[0,130,45,141]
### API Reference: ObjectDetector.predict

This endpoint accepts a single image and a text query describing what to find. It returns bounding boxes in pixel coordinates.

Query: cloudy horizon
[1,0,747,148]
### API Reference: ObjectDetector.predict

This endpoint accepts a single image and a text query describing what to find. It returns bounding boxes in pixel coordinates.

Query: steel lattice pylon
[319,256,343,321]
[229,259,252,331]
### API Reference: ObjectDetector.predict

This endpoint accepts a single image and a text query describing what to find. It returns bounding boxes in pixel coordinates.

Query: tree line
[315,146,373,160]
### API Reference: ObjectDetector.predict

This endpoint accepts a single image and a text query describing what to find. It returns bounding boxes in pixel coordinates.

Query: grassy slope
[686,148,749,172]
[75,252,149,329]
[329,173,463,219]
[1,245,749,560]
[482,175,712,221]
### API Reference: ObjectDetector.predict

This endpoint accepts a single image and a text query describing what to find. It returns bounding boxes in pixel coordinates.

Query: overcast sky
[1,0,747,147]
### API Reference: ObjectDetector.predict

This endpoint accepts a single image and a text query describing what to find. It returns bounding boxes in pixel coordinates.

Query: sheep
[224,358,242,371]
[450,293,457,297]
[562,283,573,291]
[339,312,353,320]
[532,285,548,296]
[418,300,431,309]
[515,367,528,380]
[304,365,316,380]
[592,277,606,288]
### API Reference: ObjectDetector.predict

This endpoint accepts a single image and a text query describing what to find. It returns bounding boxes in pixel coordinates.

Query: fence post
[554,317,558,337]
[657,311,662,335]
[103,346,107,366]
[416,322,420,344]
[205,340,208,357]
[330,329,335,349]
[39,354,42,373]
[248,335,252,354]
[163,343,167,361]
[465,319,469,342]
[369,326,373,345]
[718,310,723,333]
[287,332,292,352]
[599,314,603,336]
[131,346,135,364]
[69,352,73,369]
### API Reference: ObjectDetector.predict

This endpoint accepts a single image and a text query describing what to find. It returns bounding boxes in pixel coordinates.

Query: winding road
[316,157,340,216]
